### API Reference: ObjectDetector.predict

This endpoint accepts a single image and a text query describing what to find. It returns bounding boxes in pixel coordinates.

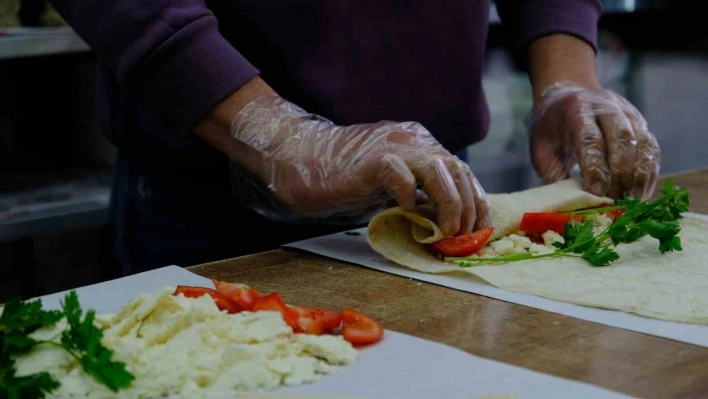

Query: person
[46,0,660,275]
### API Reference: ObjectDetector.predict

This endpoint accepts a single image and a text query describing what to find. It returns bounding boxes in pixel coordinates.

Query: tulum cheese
[12,287,357,399]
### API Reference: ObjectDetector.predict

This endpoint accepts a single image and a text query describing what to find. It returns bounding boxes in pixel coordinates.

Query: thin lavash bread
[366,178,708,325]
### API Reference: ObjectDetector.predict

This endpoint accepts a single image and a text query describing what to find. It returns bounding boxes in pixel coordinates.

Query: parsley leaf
[559,220,596,253]
[0,291,135,398]
[637,220,681,241]
[608,215,646,245]
[2,334,40,355]
[659,236,682,254]
[1,298,63,399]
[581,243,620,266]
[0,298,62,334]
[60,291,135,392]
[658,179,690,220]
[448,178,687,268]
[0,359,59,399]
[557,220,619,266]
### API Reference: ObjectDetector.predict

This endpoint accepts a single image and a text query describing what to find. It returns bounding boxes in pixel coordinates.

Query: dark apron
[109,152,361,276]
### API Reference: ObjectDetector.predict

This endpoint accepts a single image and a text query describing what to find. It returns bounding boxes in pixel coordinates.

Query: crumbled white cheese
[596,213,612,227]
[13,287,357,398]
[542,230,565,246]
[295,334,358,366]
[579,212,615,238]
[490,239,517,255]
[476,247,498,258]
[508,234,533,250]
[593,213,613,236]
[467,246,499,258]
[585,212,612,225]
[529,243,555,254]
[464,212,614,260]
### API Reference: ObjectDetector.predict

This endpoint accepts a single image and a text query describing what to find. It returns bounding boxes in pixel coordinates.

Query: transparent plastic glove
[528,82,661,200]
[228,95,491,236]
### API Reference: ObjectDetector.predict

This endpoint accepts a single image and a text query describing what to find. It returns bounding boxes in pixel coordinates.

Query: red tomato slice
[294,312,325,335]
[173,286,243,314]
[341,308,384,346]
[579,203,625,220]
[586,203,614,209]
[252,292,300,328]
[291,307,343,334]
[319,309,343,330]
[211,279,261,311]
[429,228,494,257]
[519,212,582,235]
[607,209,625,219]
[211,278,245,295]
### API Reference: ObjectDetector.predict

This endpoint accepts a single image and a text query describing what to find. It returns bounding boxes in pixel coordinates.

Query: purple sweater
[50,0,600,154]
[45,1,602,265]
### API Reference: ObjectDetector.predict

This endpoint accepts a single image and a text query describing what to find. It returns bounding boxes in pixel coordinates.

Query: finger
[611,95,660,200]
[630,124,661,200]
[379,154,417,210]
[469,171,493,230]
[529,100,575,184]
[445,159,476,234]
[567,97,611,197]
[408,157,462,236]
[531,139,573,184]
[414,189,430,205]
[596,107,637,198]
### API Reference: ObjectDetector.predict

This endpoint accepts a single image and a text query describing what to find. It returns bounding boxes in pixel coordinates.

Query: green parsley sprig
[0,292,134,399]
[447,179,689,268]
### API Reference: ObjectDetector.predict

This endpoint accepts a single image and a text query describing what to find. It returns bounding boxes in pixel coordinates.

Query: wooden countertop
[188,169,708,399]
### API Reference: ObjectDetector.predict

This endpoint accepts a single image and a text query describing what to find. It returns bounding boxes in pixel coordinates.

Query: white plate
[31,266,629,399]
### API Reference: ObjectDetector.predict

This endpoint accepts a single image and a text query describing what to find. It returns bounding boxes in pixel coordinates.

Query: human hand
[228,95,492,236]
[528,82,661,200]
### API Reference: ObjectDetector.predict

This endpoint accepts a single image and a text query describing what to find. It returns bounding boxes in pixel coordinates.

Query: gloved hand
[228,95,491,236]
[528,82,661,200]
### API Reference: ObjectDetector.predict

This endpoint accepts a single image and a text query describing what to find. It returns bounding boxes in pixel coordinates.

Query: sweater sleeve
[494,0,603,53]
[47,0,260,134]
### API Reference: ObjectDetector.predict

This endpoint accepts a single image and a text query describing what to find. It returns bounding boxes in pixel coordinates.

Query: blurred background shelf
[600,0,669,12]
[0,0,118,301]
[0,168,111,241]
[0,27,89,60]
[489,0,671,25]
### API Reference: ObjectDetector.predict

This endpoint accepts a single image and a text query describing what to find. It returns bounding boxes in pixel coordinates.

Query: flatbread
[367,178,610,274]
[367,178,708,325]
